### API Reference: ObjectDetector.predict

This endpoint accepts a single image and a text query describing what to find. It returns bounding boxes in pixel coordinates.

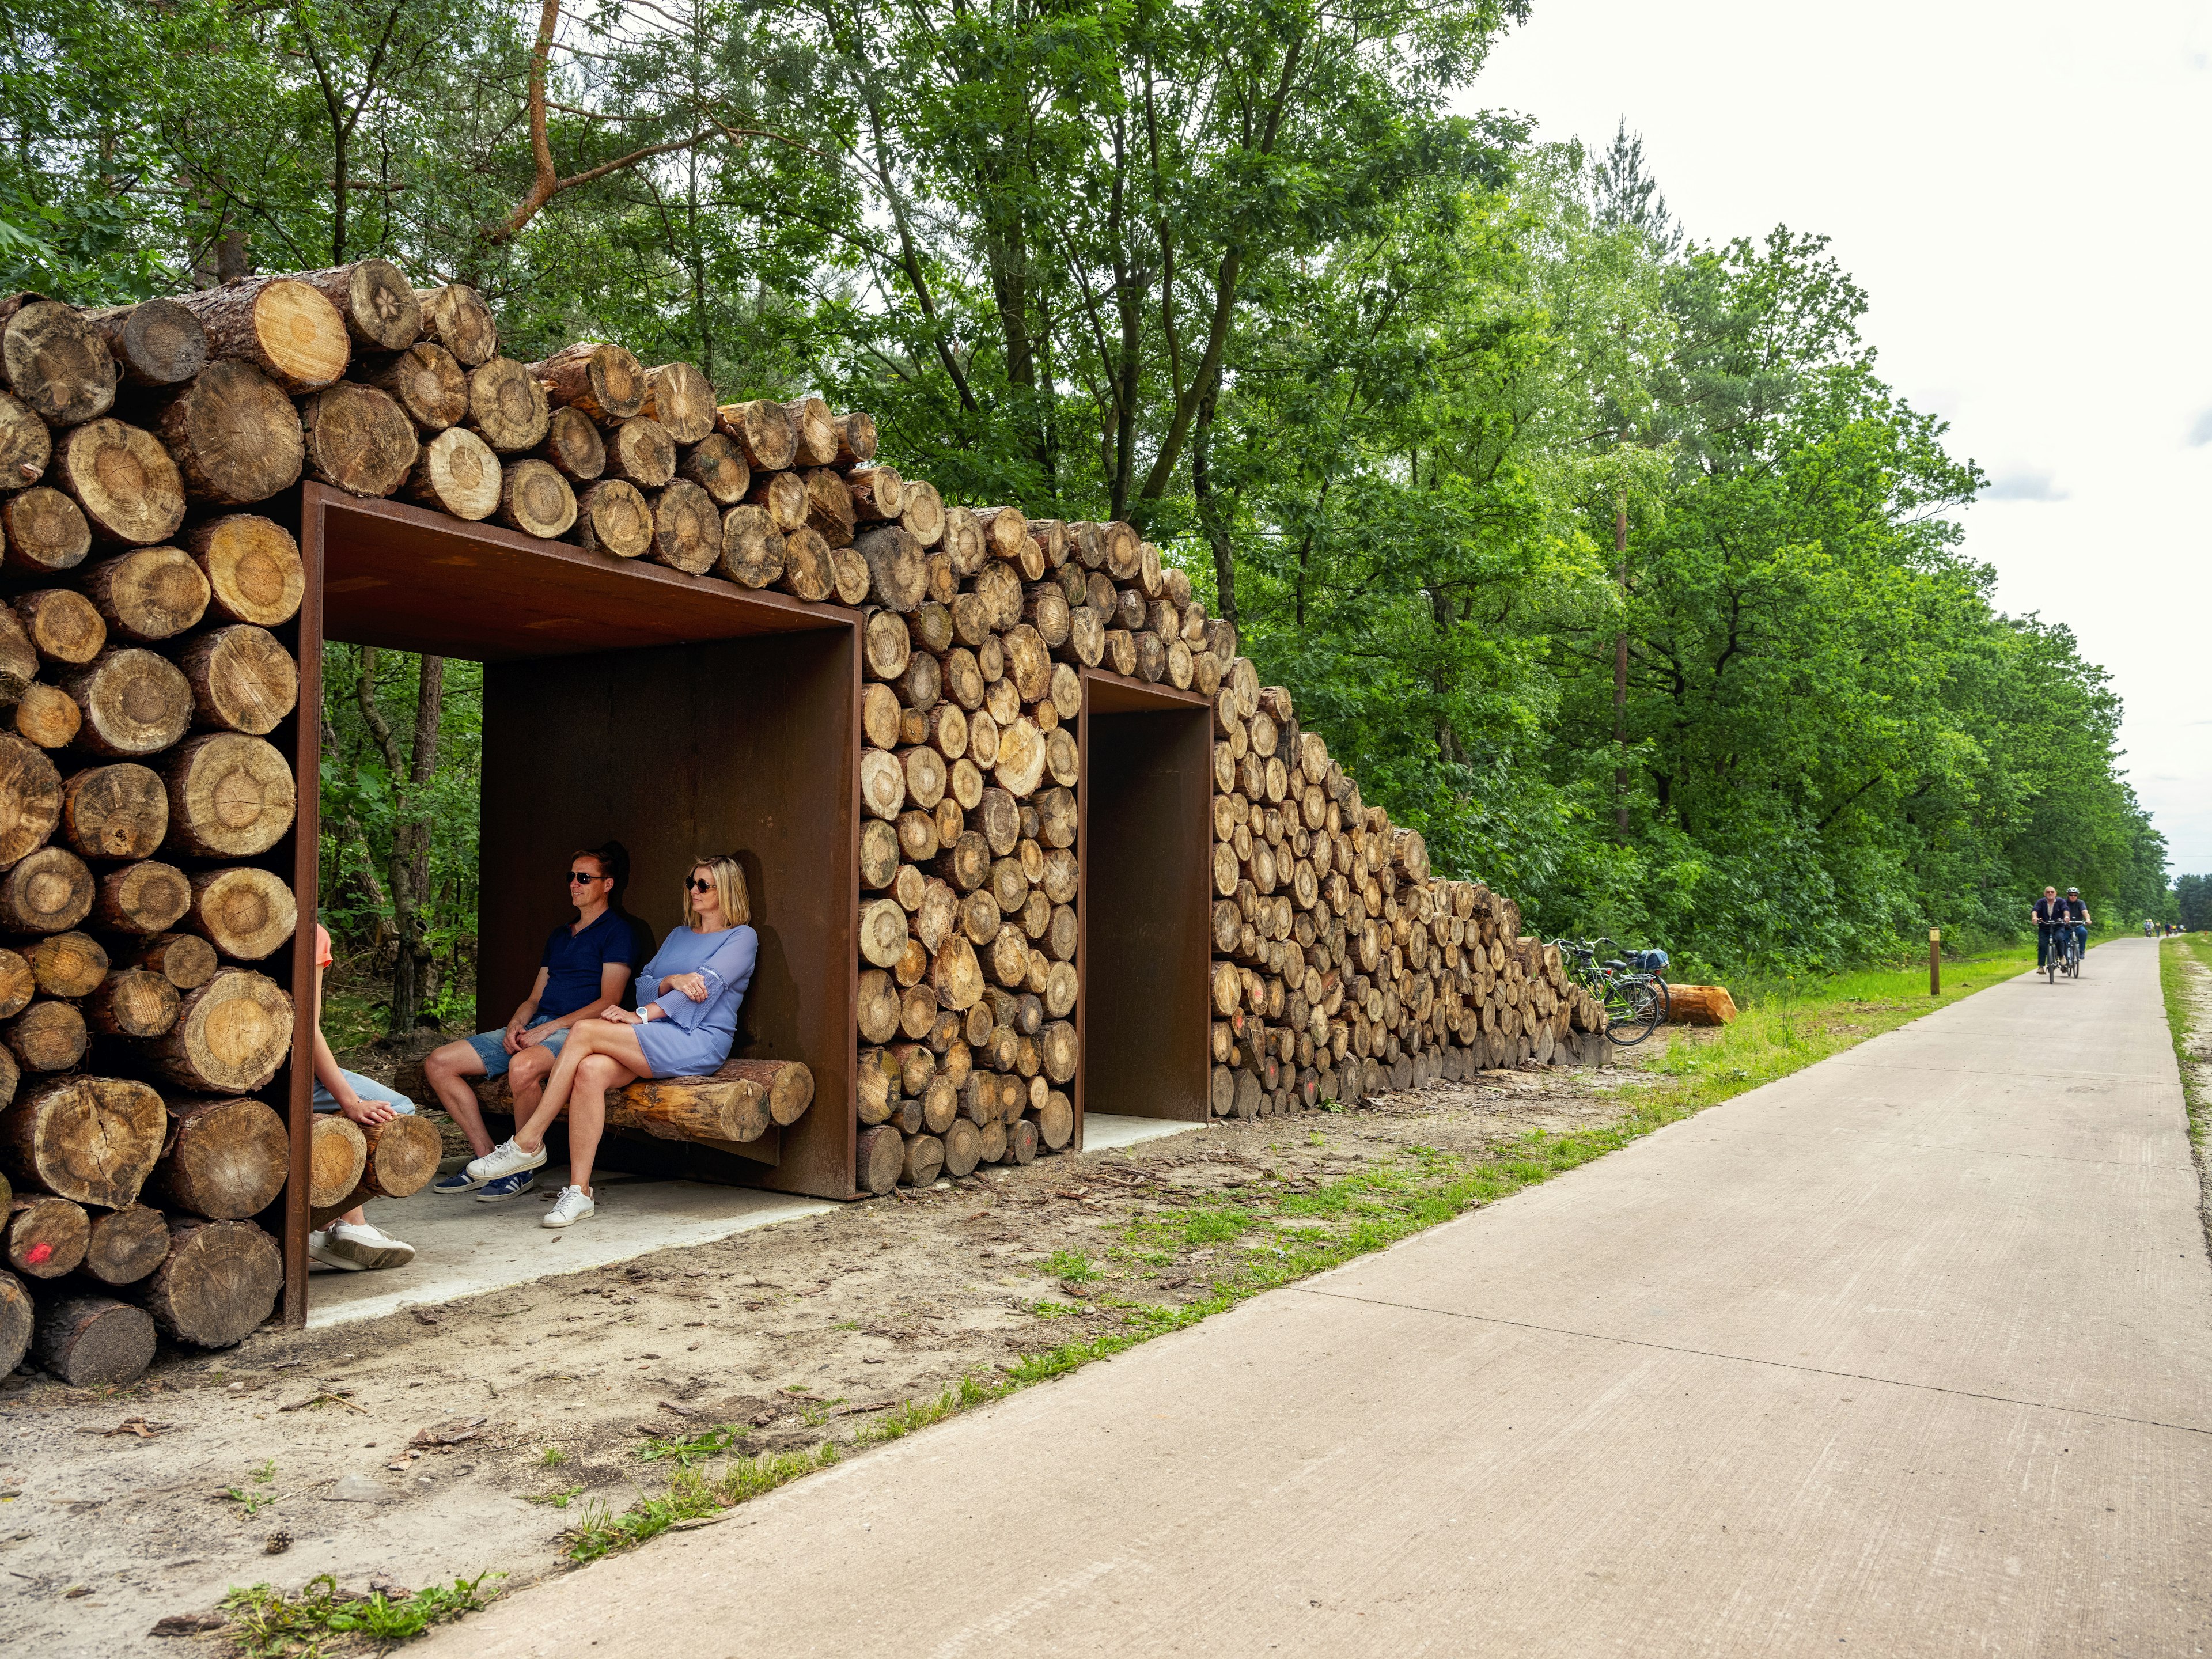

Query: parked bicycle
[1552,936,1669,1046]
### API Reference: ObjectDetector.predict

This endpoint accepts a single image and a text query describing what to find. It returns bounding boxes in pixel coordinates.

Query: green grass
[221,1573,501,1657]
[2158,933,2211,1153]
[540,945,2040,1575]
[637,1423,749,1464]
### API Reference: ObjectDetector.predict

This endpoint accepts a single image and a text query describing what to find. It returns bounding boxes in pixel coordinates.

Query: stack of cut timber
[1202,654,1609,1120]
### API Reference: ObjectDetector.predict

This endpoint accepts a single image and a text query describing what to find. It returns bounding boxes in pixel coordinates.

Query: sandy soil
[1,1061,1652,1656]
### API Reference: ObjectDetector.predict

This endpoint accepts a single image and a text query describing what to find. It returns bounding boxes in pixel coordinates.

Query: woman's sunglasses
[687,877,715,893]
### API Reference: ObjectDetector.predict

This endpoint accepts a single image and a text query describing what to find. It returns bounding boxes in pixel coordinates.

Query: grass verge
[2158,933,2210,1155]
[220,1573,500,1658]
[551,944,2037,1571]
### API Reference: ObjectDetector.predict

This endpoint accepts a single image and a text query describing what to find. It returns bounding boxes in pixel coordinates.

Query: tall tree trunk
[354,648,444,1034]
[1193,382,1235,624]
[1613,499,1630,836]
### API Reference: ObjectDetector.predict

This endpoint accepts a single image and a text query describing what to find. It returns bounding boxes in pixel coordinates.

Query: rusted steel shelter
[273,486,1214,1322]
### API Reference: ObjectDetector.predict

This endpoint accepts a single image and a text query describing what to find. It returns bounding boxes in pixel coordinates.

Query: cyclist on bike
[2061,887,2089,965]
[2031,887,2066,969]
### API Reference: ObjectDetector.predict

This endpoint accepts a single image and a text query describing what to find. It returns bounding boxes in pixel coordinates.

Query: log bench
[472,1055,815,1160]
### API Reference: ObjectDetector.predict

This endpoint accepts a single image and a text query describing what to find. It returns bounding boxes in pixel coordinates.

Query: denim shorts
[465,1017,570,1077]
[313,1069,416,1114]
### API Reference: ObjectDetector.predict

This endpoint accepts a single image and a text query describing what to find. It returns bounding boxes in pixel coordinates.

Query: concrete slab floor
[419,940,2211,1658]
[306,1166,836,1328]
[1082,1112,1211,1153]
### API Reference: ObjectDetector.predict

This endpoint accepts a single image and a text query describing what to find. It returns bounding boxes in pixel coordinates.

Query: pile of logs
[0,281,463,1378]
[2,252,1603,1244]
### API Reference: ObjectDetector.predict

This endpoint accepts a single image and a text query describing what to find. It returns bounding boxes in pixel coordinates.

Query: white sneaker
[306,1228,362,1271]
[318,1221,416,1271]
[541,1185,596,1228]
[465,1137,547,1184]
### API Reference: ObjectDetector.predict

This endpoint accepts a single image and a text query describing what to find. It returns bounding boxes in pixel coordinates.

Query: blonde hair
[685,855,750,930]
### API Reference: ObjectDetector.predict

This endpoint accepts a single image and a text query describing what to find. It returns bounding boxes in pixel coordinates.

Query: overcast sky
[1466,0,2212,879]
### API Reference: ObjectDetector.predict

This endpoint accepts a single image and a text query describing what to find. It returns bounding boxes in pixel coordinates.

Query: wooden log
[414,284,498,367]
[131,1217,281,1347]
[1,845,91,933]
[185,866,295,961]
[846,466,903,521]
[574,479,652,560]
[648,479,718,574]
[531,342,645,424]
[0,1266,25,1372]
[1,485,90,573]
[79,1202,170,1286]
[309,1112,367,1207]
[785,394,838,467]
[717,503,785,589]
[605,1064,770,1145]
[465,358,552,453]
[604,416,676,488]
[774,525,834,603]
[857,526,925,612]
[298,257,420,351]
[177,276,348,393]
[2,1075,164,1206]
[860,898,910,968]
[858,969,900,1044]
[175,624,297,738]
[833,410,877,467]
[898,1130,944,1187]
[15,589,104,667]
[153,361,304,507]
[88,967,178,1037]
[184,515,304,626]
[31,1291,157,1387]
[493,457,575,539]
[0,294,115,425]
[718,1057,816,1126]
[536,404,607,483]
[404,425,502,520]
[61,649,192,757]
[26,930,103,998]
[161,734,294,858]
[149,1094,287,1219]
[641,362,714,444]
[148,968,292,1093]
[899,480,944,548]
[1664,983,1737,1025]
[1033,1089,1073,1149]
[854,1123,903,1194]
[351,1112,441,1198]
[0,389,49,490]
[7,1194,87,1278]
[715,399,797,473]
[127,932,217,990]
[300,381,419,498]
[0,950,29,1020]
[0,731,61,868]
[679,431,749,507]
[4,1000,85,1071]
[52,419,188,547]
[801,466,854,549]
[82,546,210,643]
[96,859,191,935]
[85,297,206,388]
[360,340,467,433]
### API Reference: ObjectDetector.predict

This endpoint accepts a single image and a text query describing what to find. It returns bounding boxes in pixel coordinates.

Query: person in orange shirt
[308,923,418,1271]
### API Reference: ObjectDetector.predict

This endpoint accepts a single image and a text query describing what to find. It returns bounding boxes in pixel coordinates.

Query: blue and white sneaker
[474,1170,538,1203]
[432,1168,487,1195]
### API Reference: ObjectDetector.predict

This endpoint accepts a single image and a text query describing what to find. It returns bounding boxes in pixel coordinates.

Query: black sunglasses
[569,870,606,884]
[688,877,715,893]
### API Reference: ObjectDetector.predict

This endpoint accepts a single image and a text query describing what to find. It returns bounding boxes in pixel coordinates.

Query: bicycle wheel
[1649,975,1671,1024]
[1603,978,1662,1047]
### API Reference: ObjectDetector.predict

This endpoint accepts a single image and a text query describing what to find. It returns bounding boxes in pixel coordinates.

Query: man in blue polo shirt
[421,844,641,1202]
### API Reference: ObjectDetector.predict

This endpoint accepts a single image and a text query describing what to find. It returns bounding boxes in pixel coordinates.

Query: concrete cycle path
[426,938,2211,1657]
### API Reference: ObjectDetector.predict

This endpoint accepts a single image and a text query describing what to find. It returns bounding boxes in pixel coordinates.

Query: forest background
[1,0,2190,1034]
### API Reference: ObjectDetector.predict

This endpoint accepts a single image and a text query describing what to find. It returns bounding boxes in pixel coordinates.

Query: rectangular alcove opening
[296,488,859,1325]
[1075,673,1213,1145]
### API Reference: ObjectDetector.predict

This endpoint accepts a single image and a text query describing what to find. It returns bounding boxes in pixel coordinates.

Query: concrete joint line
[1289,1286,2212,1439]
[1685,1122,2198,1173]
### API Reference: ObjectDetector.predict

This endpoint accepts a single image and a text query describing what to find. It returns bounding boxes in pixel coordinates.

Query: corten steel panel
[480,632,859,1200]
[1076,669,1213,1147]
[312,487,847,661]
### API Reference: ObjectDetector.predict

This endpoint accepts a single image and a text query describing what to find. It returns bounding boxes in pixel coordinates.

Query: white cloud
[1981,469,2069,502]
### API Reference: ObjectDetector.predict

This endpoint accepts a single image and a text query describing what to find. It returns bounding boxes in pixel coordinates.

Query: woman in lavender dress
[463,856,757,1228]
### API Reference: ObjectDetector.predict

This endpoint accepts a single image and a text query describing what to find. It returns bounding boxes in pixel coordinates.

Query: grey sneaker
[541,1185,596,1228]
[313,1223,414,1271]
[464,1137,546,1184]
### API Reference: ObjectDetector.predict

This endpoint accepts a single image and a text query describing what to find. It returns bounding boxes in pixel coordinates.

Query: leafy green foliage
[220,1572,501,1657]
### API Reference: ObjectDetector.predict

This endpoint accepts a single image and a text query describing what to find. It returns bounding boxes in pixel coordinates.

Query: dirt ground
[1,1059,1654,1657]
